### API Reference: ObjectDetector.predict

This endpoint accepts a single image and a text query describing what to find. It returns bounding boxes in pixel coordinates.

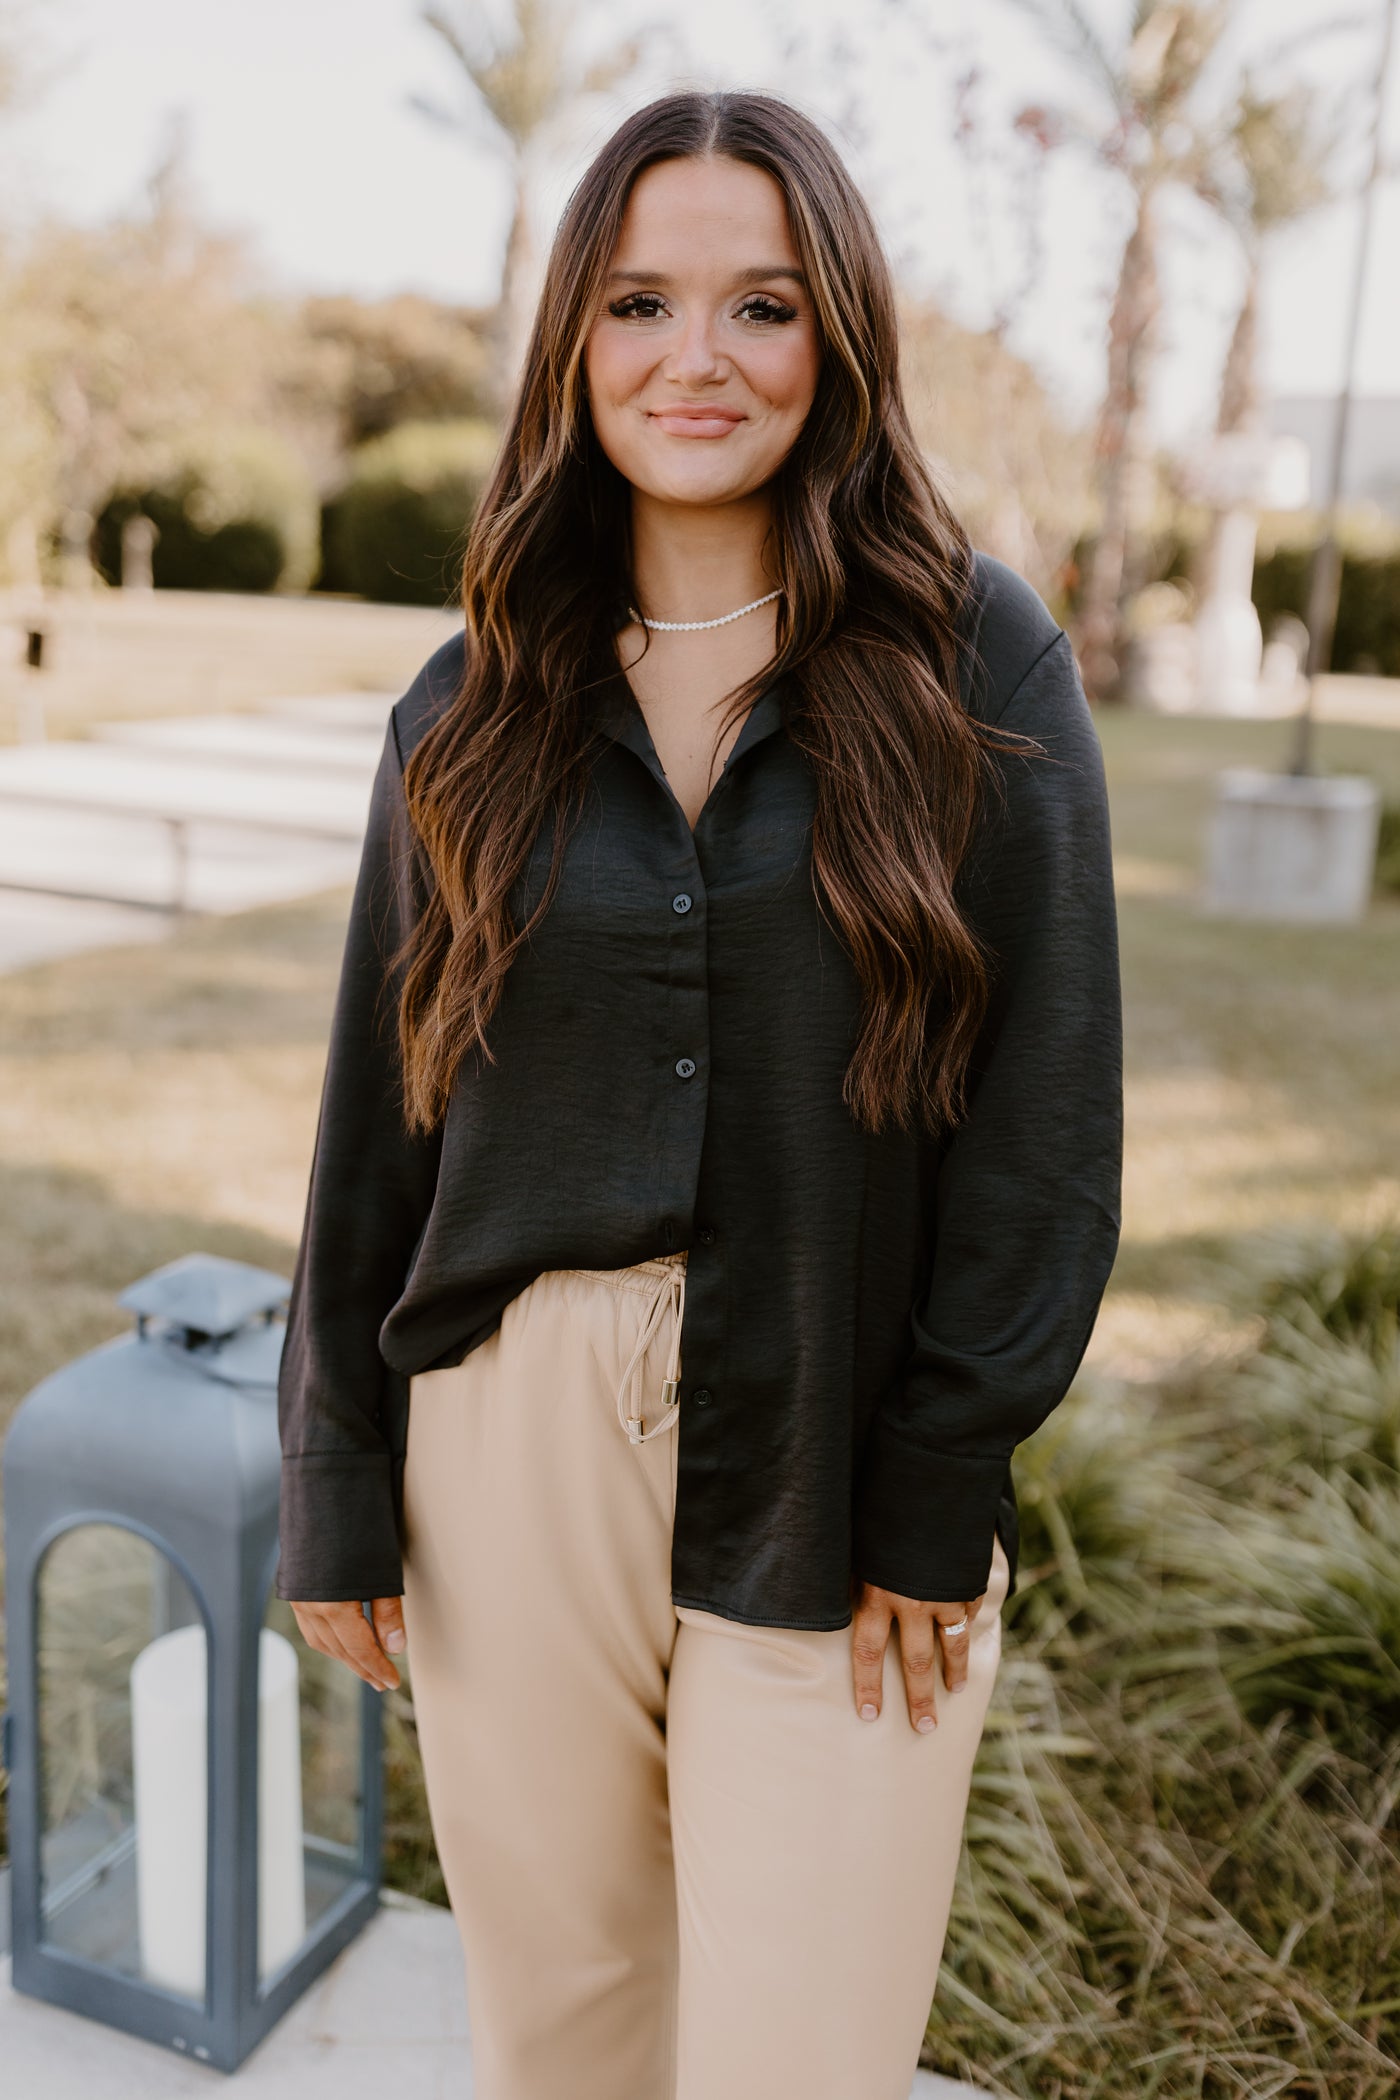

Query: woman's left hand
[850,1580,986,1734]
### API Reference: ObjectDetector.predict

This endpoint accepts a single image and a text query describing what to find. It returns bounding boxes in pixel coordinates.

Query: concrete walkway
[0,1887,991,2097]
[0,887,170,971]
[0,694,391,971]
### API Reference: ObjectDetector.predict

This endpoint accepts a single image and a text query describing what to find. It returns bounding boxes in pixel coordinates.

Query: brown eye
[737,296,798,324]
[609,293,667,320]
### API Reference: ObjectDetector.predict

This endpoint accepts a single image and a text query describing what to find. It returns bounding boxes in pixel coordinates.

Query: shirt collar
[594,666,788,781]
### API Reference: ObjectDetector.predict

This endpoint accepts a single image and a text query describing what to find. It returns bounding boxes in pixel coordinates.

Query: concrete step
[0,1889,994,2096]
[0,887,170,973]
[0,802,362,918]
[96,714,386,775]
[265,692,400,731]
[0,740,373,838]
[0,704,381,963]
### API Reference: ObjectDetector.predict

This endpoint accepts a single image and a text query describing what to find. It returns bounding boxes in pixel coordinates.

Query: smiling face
[583,154,822,512]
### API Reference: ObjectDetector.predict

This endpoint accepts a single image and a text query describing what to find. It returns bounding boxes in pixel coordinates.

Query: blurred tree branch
[0,0,76,132]
[1008,0,1368,700]
[413,0,655,411]
[899,295,1095,610]
[0,0,35,116]
[0,89,505,594]
[0,123,327,589]
[754,0,1096,596]
[1006,0,1237,699]
[1208,77,1344,446]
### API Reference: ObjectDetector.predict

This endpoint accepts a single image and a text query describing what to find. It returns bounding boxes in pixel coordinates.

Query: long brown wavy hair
[398,89,1033,1140]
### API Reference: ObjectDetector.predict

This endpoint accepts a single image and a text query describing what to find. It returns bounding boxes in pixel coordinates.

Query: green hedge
[1252,546,1400,677]
[1063,524,1400,677]
[318,418,500,606]
[95,426,320,595]
[1376,803,1400,895]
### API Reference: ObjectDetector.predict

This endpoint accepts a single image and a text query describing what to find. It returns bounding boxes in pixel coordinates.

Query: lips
[648,406,745,438]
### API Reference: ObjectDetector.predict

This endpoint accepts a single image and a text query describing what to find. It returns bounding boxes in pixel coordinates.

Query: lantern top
[120,1253,291,1345]
[4,1252,292,1545]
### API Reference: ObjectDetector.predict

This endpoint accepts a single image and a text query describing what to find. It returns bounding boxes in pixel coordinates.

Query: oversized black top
[275,550,1123,1626]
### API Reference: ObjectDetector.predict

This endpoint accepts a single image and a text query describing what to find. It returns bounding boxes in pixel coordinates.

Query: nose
[662,309,727,389]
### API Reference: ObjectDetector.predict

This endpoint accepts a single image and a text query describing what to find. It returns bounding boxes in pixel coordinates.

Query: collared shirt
[275,551,1123,1624]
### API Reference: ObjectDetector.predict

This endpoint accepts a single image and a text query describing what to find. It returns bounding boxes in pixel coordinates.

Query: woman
[277,89,1122,2100]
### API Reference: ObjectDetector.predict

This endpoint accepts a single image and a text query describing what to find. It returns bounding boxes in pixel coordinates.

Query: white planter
[1194,591,1264,715]
[1194,508,1265,715]
[1203,769,1380,922]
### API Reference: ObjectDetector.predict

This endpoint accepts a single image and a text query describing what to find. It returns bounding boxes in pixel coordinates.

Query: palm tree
[1188,78,1339,637]
[1009,1,1234,699]
[1205,76,1339,445]
[414,1,648,413]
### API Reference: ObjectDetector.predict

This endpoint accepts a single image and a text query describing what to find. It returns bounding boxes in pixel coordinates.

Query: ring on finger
[942,1614,970,1638]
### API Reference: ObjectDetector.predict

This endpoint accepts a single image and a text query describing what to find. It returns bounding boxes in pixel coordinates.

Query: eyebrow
[604,266,806,290]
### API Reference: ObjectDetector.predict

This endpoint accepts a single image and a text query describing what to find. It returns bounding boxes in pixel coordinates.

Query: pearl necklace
[627,589,781,633]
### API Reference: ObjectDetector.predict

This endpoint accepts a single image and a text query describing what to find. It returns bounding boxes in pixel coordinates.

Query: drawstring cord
[614,1261,685,1443]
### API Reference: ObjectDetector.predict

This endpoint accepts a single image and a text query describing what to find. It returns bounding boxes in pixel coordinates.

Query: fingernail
[860,1702,879,1721]
[948,1681,966,1694]
[385,1629,406,1654]
[917,1714,936,1733]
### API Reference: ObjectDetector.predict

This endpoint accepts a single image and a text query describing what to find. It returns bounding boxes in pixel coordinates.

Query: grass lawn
[0,687,1397,2090]
[1097,705,1400,1377]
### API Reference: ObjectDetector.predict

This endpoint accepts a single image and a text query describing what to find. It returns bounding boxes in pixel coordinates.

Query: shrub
[94,425,320,594]
[299,292,495,445]
[1251,546,1400,678]
[922,1228,1400,2097]
[1061,521,1400,678]
[1219,1475,1400,1753]
[1003,1381,1166,1638]
[1266,1227,1400,1367]
[319,417,500,605]
[1375,804,1400,896]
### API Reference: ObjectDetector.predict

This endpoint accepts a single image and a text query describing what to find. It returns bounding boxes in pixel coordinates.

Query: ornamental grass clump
[925,1229,1400,2100]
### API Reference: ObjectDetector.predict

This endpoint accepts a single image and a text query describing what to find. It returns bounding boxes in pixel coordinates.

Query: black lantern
[2,1254,384,2071]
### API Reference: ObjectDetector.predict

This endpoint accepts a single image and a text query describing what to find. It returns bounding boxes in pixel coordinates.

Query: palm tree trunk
[1192,260,1262,606]
[1216,261,1260,438]
[1077,186,1161,702]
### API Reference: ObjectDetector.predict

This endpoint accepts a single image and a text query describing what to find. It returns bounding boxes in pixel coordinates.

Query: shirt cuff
[852,1419,1012,1601]
[275,1451,404,1602]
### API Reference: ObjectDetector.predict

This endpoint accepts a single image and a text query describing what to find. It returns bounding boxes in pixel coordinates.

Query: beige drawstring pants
[400,1250,1009,2100]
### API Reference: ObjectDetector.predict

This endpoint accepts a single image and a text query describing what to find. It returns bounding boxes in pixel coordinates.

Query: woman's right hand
[289,1596,407,1693]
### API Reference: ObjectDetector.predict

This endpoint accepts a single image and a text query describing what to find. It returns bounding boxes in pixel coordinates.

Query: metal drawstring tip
[626,1411,644,1444]
[660,1377,679,1407]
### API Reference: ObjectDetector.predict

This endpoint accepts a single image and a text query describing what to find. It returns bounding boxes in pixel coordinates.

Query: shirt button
[672,892,693,914]
[698,1225,716,1244]
[675,1057,696,1079]
[692,1386,713,1406]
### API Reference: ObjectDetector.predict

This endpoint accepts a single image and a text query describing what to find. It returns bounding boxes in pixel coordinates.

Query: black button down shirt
[275,552,1123,1624]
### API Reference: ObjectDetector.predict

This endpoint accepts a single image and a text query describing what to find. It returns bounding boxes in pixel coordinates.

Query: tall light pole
[1290,0,1398,777]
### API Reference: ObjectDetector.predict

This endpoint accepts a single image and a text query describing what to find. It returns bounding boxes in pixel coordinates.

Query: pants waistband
[547,1253,687,1443]
[556,1249,688,1295]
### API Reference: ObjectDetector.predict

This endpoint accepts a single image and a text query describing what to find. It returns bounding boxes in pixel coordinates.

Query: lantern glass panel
[257,1593,364,1986]
[36,1521,209,2003]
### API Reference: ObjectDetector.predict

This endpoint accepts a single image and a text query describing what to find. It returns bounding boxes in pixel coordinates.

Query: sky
[4,0,1398,448]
